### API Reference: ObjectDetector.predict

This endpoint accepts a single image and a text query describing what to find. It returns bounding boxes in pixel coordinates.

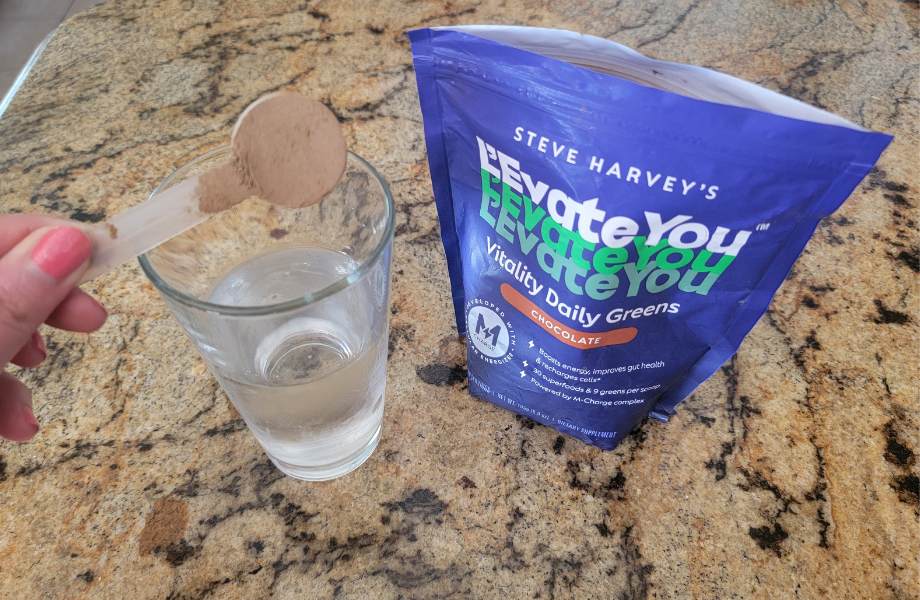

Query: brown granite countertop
[0,2,917,598]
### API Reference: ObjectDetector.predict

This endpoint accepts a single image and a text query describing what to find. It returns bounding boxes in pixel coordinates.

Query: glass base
[265,424,382,481]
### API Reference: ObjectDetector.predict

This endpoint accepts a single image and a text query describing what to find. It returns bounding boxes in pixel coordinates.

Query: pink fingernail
[30,227,92,280]
[32,332,46,360]
[20,403,39,437]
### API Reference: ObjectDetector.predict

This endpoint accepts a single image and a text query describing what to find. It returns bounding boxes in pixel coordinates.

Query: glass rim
[138,146,395,317]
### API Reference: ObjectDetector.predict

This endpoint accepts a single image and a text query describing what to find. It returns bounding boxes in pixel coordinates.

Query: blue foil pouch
[408,26,891,449]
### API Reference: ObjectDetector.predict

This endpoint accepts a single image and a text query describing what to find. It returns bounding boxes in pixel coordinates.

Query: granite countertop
[0,1,917,598]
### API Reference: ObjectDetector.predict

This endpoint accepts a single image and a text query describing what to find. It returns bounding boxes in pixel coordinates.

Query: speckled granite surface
[0,1,917,598]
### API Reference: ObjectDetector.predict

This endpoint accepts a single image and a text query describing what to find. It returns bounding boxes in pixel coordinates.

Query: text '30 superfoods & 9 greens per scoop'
[408,26,892,450]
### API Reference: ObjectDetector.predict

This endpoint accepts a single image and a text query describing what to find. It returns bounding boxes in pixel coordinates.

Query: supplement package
[408,26,891,449]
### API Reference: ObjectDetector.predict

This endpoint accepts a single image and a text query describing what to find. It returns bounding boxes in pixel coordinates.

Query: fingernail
[30,227,92,280]
[19,401,39,437]
[32,331,47,360]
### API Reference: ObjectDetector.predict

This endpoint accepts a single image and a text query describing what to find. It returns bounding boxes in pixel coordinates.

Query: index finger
[0,213,71,257]
[0,226,92,366]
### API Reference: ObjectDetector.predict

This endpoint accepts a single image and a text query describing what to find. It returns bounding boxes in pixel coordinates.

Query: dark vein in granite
[181,380,223,427]
[15,130,217,220]
[703,358,742,481]
[804,441,832,548]
[761,311,845,552]
[416,362,467,387]
[618,525,654,600]
[776,49,872,109]
[603,5,658,39]
[408,4,481,29]
[636,0,700,48]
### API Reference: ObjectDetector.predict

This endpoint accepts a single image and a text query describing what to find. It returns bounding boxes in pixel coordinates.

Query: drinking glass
[139,146,394,480]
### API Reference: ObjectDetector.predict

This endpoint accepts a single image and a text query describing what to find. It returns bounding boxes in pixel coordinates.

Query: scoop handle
[79,175,205,283]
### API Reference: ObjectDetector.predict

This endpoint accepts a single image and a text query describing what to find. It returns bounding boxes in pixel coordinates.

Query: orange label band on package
[500,283,637,350]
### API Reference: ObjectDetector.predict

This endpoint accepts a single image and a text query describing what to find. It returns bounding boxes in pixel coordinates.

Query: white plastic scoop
[78,91,347,284]
[79,175,205,283]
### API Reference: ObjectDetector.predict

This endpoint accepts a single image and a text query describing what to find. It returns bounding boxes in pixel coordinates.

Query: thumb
[0,226,92,366]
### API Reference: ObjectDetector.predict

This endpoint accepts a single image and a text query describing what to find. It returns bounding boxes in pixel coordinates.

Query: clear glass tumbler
[140,146,394,481]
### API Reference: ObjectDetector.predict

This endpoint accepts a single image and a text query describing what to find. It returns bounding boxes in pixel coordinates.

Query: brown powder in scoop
[196,92,346,213]
[197,160,255,213]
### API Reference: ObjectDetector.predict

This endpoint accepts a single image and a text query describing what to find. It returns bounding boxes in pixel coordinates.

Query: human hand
[0,215,107,442]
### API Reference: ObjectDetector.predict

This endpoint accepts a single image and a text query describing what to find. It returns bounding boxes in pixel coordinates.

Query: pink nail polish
[30,227,92,280]
[20,403,39,436]
[32,331,47,360]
